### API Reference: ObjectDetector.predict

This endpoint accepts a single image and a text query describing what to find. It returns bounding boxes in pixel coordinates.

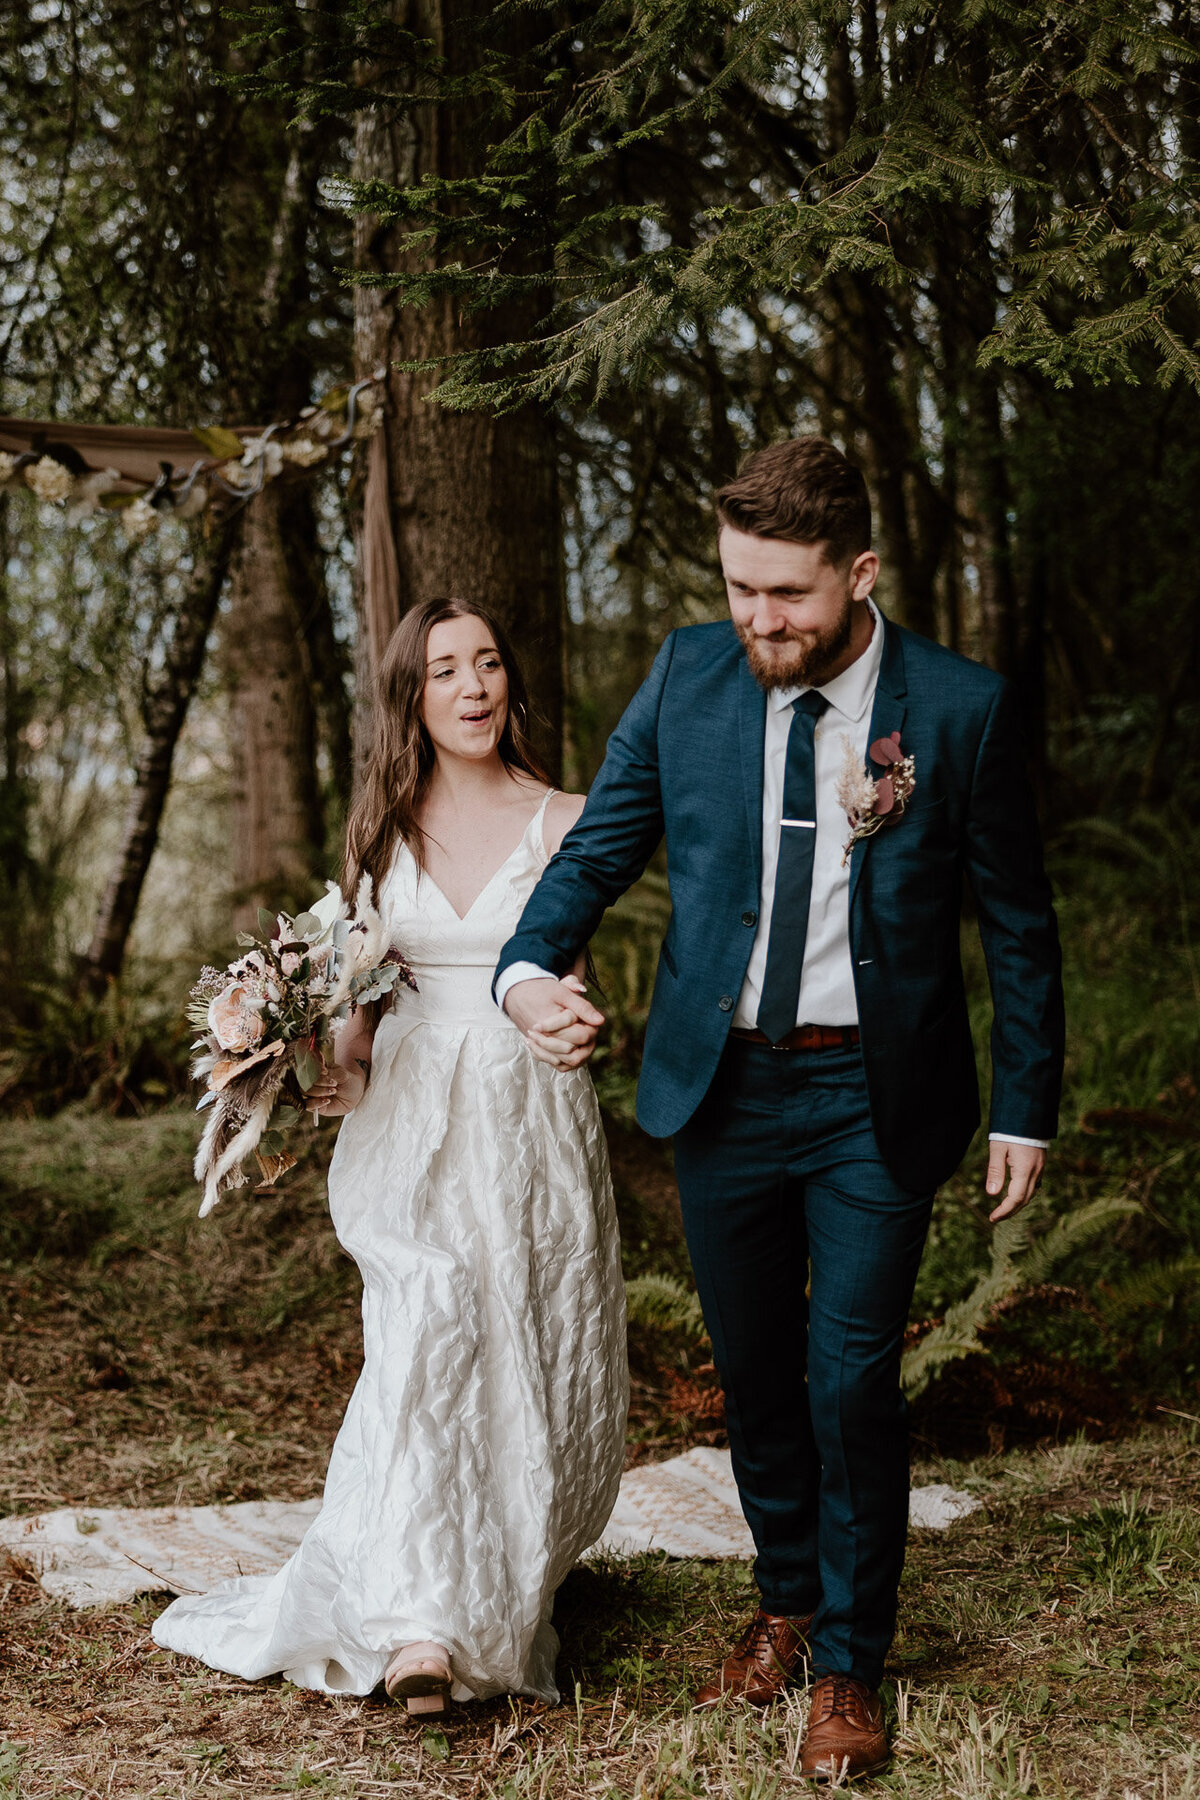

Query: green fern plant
[1095,1255,1200,1323]
[624,1272,708,1343]
[901,1196,1139,1399]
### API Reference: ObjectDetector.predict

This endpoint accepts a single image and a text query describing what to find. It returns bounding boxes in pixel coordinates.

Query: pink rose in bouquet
[207,982,266,1052]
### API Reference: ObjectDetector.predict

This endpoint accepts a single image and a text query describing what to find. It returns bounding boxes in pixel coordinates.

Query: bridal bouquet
[187,880,415,1218]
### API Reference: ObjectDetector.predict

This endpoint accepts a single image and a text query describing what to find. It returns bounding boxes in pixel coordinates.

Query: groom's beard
[736,599,854,691]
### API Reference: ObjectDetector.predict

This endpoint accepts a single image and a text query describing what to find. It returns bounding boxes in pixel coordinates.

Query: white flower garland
[0,377,384,544]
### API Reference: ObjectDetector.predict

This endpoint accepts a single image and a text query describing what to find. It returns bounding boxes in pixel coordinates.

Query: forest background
[0,0,1198,1581]
[1,4,1200,1794]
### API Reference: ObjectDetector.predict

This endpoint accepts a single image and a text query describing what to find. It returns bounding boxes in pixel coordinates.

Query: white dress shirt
[496,602,1046,1147]
[734,599,885,1029]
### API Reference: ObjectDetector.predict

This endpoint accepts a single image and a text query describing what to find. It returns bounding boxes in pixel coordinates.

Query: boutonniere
[835,731,917,866]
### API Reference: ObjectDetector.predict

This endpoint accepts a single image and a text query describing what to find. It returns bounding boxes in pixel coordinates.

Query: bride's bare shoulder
[543,789,587,856]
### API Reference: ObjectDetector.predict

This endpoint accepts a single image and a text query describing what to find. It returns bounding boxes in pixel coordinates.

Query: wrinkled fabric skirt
[152,1010,628,1701]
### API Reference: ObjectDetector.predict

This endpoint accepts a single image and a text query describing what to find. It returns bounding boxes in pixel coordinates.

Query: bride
[153,598,628,1712]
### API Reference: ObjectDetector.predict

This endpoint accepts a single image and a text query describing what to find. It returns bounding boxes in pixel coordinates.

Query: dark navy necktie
[756,689,829,1044]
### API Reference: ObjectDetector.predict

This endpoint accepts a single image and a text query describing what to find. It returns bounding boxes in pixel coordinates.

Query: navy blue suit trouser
[672,1038,934,1688]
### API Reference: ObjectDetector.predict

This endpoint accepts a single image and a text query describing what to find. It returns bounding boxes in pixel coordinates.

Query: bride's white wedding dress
[153,793,628,1703]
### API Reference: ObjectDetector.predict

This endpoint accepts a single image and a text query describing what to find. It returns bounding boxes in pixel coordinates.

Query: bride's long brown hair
[343,597,550,899]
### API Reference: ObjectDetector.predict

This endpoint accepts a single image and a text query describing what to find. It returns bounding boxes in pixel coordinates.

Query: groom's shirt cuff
[988,1133,1050,1149]
[495,961,558,1013]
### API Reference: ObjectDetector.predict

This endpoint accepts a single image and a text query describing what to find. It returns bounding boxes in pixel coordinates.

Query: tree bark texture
[222,486,326,928]
[275,481,355,826]
[0,495,32,897]
[353,0,564,778]
[83,518,239,988]
[217,116,342,911]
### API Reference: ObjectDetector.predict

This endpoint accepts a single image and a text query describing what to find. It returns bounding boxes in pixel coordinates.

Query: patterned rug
[0,1447,979,1608]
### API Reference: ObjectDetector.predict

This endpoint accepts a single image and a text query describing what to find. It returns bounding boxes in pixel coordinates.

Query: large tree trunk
[0,495,32,899]
[352,0,564,777]
[215,116,342,918]
[82,518,239,989]
[276,481,354,828]
[222,486,326,928]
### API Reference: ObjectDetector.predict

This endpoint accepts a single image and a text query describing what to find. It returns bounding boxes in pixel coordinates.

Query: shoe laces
[813,1675,869,1725]
[738,1613,773,1658]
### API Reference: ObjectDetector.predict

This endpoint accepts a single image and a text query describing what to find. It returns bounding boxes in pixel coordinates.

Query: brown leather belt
[730,1023,861,1052]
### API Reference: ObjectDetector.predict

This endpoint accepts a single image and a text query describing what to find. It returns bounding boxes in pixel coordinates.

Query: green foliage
[1099,1256,1200,1325]
[588,871,673,1123]
[245,0,1200,410]
[901,1197,1138,1399]
[1061,1492,1181,1597]
[624,1272,707,1343]
[0,963,195,1119]
[0,1743,23,1800]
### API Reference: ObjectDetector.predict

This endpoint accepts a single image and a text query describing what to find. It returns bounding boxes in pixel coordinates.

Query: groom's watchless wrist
[495,961,559,1013]
[987,1132,1050,1149]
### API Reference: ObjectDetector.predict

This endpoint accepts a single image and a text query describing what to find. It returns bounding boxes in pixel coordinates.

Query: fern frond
[901,1196,1138,1400]
[625,1273,708,1342]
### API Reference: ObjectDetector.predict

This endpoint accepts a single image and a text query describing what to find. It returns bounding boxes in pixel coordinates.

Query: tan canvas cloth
[362,425,401,658]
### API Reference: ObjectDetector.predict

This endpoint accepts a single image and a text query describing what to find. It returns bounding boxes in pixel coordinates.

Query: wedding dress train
[153,793,628,1702]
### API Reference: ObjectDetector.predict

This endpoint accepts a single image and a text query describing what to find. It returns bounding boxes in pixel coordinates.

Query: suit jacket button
[718,995,734,1012]
[741,910,757,927]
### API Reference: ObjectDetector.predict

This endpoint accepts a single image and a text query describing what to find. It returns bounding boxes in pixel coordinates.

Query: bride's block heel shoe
[384,1642,453,1716]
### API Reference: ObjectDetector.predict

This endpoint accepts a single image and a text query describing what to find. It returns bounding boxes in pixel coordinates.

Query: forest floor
[1,1111,1199,1798]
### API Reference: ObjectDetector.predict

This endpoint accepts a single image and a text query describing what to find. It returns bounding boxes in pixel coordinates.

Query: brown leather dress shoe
[800,1676,890,1781]
[694,1608,812,1709]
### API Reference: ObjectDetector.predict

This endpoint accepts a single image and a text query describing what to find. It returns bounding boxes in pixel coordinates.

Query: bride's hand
[523,975,604,1071]
[305,1062,366,1117]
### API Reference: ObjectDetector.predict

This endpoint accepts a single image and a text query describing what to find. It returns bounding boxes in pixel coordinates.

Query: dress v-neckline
[417,793,551,924]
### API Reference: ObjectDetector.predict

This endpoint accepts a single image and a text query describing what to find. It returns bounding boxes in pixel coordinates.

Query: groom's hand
[504,975,606,1070]
[986,1141,1046,1222]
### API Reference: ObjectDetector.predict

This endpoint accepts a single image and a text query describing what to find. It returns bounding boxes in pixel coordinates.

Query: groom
[495,437,1064,1779]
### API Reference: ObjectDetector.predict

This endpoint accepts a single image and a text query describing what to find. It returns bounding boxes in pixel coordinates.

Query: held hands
[986,1141,1046,1223]
[504,975,606,1071]
[305,1061,367,1118]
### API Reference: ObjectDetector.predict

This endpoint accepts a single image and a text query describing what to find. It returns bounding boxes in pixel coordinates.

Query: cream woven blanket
[0,1447,979,1609]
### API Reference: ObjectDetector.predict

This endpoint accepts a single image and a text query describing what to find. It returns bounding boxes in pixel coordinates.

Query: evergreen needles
[241,0,1200,411]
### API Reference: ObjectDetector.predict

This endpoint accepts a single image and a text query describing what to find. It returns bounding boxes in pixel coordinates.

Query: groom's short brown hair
[715,437,871,568]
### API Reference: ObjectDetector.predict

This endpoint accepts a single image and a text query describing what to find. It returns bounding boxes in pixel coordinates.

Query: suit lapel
[849,613,908,915]
[737,655,767,886]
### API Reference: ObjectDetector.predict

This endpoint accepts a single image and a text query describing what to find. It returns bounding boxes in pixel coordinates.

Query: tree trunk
[964,375,1018,678]
[0,495,32,899]
[222,486,326,928]
[276,481,354,828]
[82,518,239,989]
[216,114,340,912]
[352,0,564,777]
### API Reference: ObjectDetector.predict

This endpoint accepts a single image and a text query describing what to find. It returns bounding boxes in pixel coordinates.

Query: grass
[2,1424,1199,1796]
[2,1112,1200,1795]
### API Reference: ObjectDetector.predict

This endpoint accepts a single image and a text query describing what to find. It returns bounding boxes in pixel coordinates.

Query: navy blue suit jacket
[497,614,1065,1193]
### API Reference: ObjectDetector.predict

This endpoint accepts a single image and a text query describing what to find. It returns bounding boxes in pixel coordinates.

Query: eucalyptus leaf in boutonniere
[835,730,917,866]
